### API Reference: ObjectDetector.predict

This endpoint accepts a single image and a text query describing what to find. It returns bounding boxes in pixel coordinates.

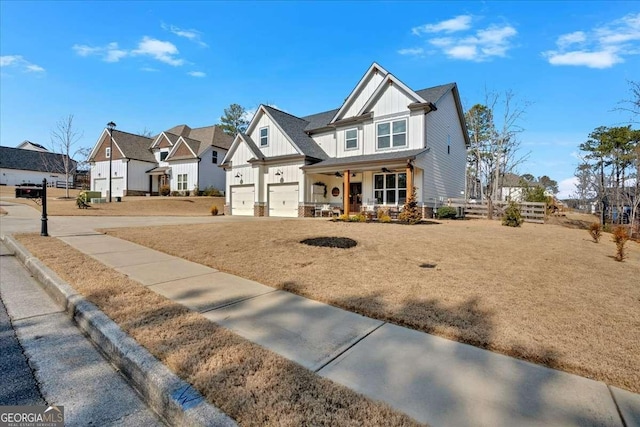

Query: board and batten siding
[169,160,198,192]
[90,160,126,194]
[249,112,299,158]
[418,91,466,204]
[225,139,257,204]
[340,71,385,119]
[198,146,227,191]
[311,131,335,158]
[127,160,155,192]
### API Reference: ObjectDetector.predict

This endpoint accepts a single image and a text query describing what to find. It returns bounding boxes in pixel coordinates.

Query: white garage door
[268,184,299,217]
[111,177,124,197]
[93,178,107,196]
[231,185,254,216]
[93,177,124,197]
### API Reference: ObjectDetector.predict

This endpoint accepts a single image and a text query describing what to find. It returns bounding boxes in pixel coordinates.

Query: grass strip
[16,233,421,427]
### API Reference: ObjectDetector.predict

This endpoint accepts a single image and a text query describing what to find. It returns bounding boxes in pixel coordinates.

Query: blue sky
[1,1,638,197]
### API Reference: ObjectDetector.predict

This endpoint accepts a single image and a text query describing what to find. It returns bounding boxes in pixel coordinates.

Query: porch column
[406,163,413,194]
[343,170,350,216]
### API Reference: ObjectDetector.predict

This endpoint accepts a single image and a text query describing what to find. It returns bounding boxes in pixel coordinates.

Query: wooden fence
[447,198,546,224]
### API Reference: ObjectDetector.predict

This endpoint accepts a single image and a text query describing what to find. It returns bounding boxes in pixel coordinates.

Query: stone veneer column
[254,203,266,217]
[298,204,314,217]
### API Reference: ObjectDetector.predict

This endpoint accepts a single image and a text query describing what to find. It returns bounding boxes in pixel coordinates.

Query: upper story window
[160,151,168,161]
[345,128,358,150]
[377,119,407,150]
[105,147,111,158]
[212,150,218,164]
[260,127,269,147]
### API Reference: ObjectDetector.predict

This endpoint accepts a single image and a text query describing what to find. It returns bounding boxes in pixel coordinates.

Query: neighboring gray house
[0,145,77,186]
[220,62,470,217]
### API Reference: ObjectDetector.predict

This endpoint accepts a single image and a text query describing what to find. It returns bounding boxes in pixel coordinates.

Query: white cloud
[412,15,472,35]
[397,47,424,56]
[406,15,517,62]
[188,71,206,77]
[72,42,128,62]
[0,55,45,72]
[557,177,578,199]
[132,37,183,66]
[141,67,159,72]
[74,37,185,67]
[161,22,208,47]
[543,13,640,68]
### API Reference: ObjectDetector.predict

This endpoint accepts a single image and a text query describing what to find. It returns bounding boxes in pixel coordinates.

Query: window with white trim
[345,128,358,150]
[212,150,218,164]
[160,151,168,161]
[105,147,111,158]
[373,172,407,205]
[259,127,269,147]
[377,119,407,149]
[177,174,188,190]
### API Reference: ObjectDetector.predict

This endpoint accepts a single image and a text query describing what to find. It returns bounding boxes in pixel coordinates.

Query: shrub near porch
[104,219,640,393]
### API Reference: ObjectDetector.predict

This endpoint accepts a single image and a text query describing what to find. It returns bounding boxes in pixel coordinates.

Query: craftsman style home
[89,125,232,197]
[220,63,470,217]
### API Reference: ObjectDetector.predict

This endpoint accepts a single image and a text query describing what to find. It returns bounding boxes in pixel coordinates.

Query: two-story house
[220,63,470,217]
[89,125,232,197]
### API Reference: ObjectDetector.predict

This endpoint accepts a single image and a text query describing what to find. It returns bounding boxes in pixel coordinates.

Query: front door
[349,182,362,213]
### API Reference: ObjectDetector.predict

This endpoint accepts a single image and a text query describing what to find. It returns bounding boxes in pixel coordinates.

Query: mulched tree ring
[300,237,357,249]
[419,263,437,269]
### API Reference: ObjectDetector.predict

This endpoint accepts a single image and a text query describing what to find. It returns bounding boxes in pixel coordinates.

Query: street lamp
[107,121,116,202]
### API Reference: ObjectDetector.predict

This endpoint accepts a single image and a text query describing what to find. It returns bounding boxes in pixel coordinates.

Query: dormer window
[260,127,269,147]
[345,128,358,150]
[160,151,168,161]
[105,147,111,158]
[377,119,407,150]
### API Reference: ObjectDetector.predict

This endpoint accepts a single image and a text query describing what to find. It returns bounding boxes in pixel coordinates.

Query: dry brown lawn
[105,218,640,393]
[16,234,420,427]
[1,185,223,216]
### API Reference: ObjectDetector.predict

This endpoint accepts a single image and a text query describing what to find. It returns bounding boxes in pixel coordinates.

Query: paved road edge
[1,234,237,427]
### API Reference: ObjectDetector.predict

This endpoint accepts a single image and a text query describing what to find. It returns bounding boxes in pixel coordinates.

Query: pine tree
[219,104,249,136]
[399,186,422,224]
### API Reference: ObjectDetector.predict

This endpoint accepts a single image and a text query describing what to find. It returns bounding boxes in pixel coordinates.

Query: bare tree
[465,90,530,218]
[615,80,640,123]
[47,114,84,198]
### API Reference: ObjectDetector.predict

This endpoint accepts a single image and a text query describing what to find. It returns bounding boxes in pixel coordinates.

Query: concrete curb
[1,235,237,427]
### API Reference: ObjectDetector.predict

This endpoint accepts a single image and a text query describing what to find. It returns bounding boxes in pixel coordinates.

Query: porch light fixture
[275,169,283,176]
[335,172,342,178]
[351,173,356,177]
[381,167,391,173]
[107,121,116,202]
[235,172,242,178]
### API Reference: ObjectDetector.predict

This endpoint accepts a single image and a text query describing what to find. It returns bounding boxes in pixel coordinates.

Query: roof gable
[356,74,425,116]
[220,133,263,167]
[166,136,199,161]
[330,62,389,123]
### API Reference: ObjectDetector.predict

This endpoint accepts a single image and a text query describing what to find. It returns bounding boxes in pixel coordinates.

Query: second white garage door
[231,185,254,216]
[93,178,107,196]
[268,184,299,217]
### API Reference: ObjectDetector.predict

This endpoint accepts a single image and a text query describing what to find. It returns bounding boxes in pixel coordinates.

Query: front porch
[302,151,423,217]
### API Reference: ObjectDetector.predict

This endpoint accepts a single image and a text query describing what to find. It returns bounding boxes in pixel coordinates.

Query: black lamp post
[107,121,116,202]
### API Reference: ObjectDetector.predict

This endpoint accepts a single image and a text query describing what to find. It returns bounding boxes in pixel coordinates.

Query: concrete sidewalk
[0,241,163,426]
[52,232,640,427]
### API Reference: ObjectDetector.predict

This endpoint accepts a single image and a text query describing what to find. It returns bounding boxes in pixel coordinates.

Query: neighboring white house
[220,62,470,217]
[0,145,77,187]
[88,125,232,197]
[16,140,49,152]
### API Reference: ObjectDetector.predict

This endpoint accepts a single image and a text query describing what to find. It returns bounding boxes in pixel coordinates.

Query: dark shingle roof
[303,148,428,170]
[0,146,77,173]
[112,130,156,162]
[263,106,328,160]
[415,83,455,104]
[302,108,340,132]
[165,124,191,136]
[239,133,263,160]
